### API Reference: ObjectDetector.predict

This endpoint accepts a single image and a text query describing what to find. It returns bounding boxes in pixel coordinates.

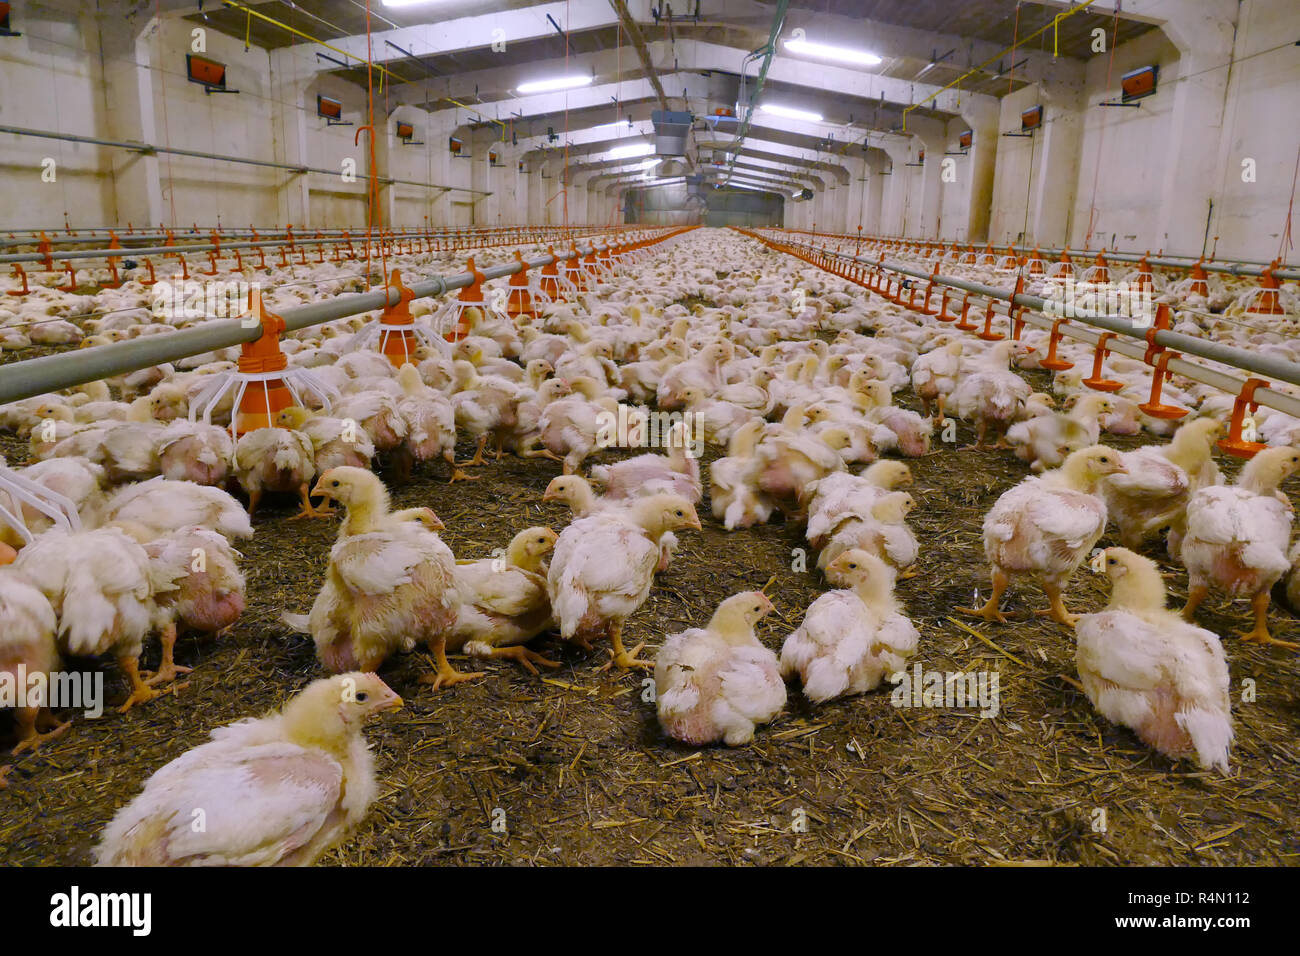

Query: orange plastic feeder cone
[506,251,535,319]
[379,269,419,367]
[234,289,293,436]
[1218,378,1270,459]
[1082,332,1124,392]
[1039,318,1075,371]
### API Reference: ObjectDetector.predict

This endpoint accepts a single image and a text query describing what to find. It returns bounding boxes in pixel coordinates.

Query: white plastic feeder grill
[187,287,338,438]
[349,269,444,366]
[0,465,82,544]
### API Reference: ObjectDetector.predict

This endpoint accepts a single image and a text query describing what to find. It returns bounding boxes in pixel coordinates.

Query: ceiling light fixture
[759,103,824,123]
[609,143,655,159]
[783,38,882,67]
[516,75,593,95]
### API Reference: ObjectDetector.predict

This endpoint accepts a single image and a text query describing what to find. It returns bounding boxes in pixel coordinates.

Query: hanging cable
[1082,7,1121,249]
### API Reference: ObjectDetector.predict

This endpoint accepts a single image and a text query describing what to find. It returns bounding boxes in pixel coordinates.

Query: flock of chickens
[1,226,1298,866]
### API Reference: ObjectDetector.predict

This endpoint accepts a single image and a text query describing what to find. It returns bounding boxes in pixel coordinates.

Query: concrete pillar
[960,100,1000,243]
[1028,82,1086,247]
[1155,3,1237,255]
[98,15,164,227]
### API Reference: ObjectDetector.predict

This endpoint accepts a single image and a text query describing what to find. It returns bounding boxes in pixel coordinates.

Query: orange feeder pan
[1082,332,1125,392]
[1218,378,1271,459]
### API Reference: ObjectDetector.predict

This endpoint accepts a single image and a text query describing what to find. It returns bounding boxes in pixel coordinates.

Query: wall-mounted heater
[450,136,468,157]
[0,3,21,37]
[487,146,504,167]
[959,129,973,149]
[396,121,423,145]
[187,54,237,95]
[1004,105,1041,138]
[317,94,350,126]
[1103,65,1158,108]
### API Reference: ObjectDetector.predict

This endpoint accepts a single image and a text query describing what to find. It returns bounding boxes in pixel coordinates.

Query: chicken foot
[956,568,1012,624]
[597,621,653,672]
[1237,591,1298,649]
[443,450,480,483]
[144,622,193,687]
[456,435,491,468]
[1033,581,1080,627]
[11,706,71,755]
[418,636,487,691]
[117,655,187,713]
[475,644,562,676]
[291,483,334,519]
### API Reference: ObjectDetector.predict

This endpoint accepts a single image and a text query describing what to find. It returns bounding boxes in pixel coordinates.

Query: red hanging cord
[1279,144,1299,262]
[1083,8,1122,249]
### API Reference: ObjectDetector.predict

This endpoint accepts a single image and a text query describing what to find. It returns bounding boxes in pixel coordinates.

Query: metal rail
[0,124,492,196]
[0,226,616,266]
[772,228,1300,281]
[0,228,691,406]
[746,229,1300,420]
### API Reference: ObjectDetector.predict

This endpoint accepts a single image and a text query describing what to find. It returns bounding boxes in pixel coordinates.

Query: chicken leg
[144,622,194,687]
[1237,591,1298,649]
[1034,581,1079,627]
[476,644,561,675]
[956,568,1011,624]
[443,450,480,483]
[0,765,10,789]
[418,636,486,690]
[118,655,186,712]
[11,706,71,755]
[456,435,491,468]
[291,483,333,519]
[960,420,991,453]
[598,621,653,672]
[1181,584,1209,622]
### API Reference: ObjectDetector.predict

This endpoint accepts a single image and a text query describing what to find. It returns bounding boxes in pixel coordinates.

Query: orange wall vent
[317,95,343,120]
[186,54,227,90]
[959,129,973,150]
[1121,65,1158,102]
[396,121,414,140]
[1021,105,1043,131]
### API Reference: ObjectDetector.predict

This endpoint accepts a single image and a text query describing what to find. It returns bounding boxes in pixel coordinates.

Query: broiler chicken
[547,494,701,671]
[283,468,475,688]
[654,591,784,746]
[95,672,402,866]
[14,527,169,712]
[234,426,321,518]
[0,568,69,754]
[450,527,560,674]
[1075,548,1233,772]
[1179,445,1300,648]
[780,550,919,704]
[1102,417,1223,548]
[959,446,1126,626]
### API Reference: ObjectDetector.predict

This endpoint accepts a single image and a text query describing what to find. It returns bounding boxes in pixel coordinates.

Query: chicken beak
[423,509,445,531]
[1112,463,1129,475]
[380,692,404,714]
[688,513,702,530]
[310,481,331,501]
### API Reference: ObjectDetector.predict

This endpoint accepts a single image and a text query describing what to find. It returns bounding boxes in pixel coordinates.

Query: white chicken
[1179,445,1299,648]
[779,550,919,704]
[959,446,1126,626]
[95,672,402,866]
[451,527,560,674]
[1075,548,1232,773]
[654,591,784,746]
[547,494,701,671]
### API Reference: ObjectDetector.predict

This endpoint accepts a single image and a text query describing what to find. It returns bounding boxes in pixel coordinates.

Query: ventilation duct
[652,110,693,157]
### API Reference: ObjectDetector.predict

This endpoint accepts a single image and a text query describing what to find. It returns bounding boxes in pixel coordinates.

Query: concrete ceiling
[181,0,1163,195]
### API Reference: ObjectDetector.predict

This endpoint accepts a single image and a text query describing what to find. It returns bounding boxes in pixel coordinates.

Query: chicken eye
[356,692,368,702]
[675,510,684,517]
[331,480,340,487]
[1107,558,1116,565]
[1099,456,1110,463]
[848,563,858,570]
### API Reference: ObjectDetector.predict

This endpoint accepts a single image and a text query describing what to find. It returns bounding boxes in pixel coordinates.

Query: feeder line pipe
[0,233,686,405]
[755,232,1300,417]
